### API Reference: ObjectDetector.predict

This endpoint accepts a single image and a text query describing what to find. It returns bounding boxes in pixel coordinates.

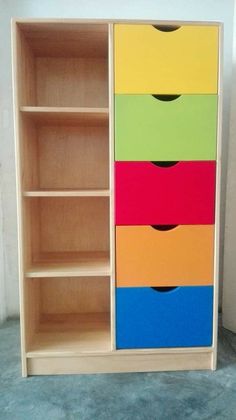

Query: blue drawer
[116,286,213,349]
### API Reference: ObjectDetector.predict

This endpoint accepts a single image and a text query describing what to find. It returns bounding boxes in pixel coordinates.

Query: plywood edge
[12,18,222,26]
[26,270,111,278]
[26,346,213,358]
[108,23,116,351]
[27,350,214,375]
[24,190,110,197]
[20,106,109,113]
[212,21,224,371]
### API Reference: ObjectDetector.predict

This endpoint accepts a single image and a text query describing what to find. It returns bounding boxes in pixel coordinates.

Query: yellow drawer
[114,24,219,94]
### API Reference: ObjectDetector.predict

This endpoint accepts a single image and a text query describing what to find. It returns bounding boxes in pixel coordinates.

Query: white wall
[0,188,6,323]
[0,0,234,319]
[222,4,236,332]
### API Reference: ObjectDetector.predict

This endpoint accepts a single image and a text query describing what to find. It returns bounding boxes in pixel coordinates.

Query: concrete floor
[0,320,236,420]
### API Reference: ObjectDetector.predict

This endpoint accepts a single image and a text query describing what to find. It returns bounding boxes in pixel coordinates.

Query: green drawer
[115,94,218,161]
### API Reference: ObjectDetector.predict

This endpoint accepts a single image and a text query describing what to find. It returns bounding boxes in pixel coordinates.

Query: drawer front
[115,161,216,225]
[114,24,219,94]
[116,286,213,348]
[116,225,214,286]
[115,94,218,161]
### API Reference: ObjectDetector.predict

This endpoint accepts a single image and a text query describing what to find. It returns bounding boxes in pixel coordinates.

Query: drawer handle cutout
[151,225,178,231]
[151,161,179,167]
[152,25,181,32]
[152,94,181,101]
[151,287,178,293]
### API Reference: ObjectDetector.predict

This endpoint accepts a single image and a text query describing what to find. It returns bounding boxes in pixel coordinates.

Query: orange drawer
[116,225,214,286]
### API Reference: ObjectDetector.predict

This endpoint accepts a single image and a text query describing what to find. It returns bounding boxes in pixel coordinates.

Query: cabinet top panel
[12,18,222,26]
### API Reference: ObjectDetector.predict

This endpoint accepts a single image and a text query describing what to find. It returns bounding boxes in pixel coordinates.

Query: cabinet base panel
[26,350,214,375]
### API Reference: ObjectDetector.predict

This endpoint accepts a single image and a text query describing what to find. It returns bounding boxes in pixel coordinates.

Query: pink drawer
[115,161,216,225]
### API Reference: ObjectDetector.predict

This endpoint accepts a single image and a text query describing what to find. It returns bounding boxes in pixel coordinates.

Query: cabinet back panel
[36,58,108,107]
[21,22,108,58]
[39,197,109,252]
[39,277,110,314]
[38,125,109,189]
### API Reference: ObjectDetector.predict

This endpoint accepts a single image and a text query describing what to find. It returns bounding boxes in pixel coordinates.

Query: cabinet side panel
[212,24,223,370]
[17,27,36,106]
[11,21,27,376]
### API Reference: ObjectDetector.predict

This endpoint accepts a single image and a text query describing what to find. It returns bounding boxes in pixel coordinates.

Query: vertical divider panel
[108,23,116,351]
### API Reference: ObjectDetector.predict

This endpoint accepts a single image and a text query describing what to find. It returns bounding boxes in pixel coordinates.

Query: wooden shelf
[24,189,110,197]
[26,251,110,278]
[20,106,109,126]
[27,313,111,356]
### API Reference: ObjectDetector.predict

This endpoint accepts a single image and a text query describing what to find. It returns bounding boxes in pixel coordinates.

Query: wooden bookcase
[12,19,222,376]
